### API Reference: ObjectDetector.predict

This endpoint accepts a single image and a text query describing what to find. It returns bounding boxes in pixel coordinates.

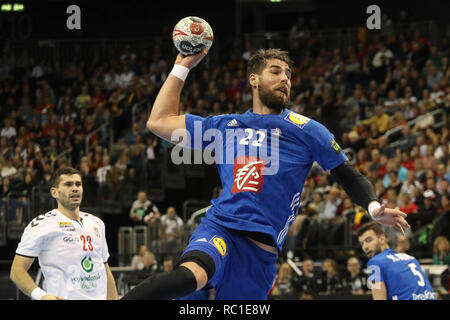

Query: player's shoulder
[81,212,105,226]
[368,249,392,266]
[187,112,239,129]
[24,209,59,232]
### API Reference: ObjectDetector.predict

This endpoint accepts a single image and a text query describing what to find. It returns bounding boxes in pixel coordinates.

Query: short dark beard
[258,86,289,112]
[59,196,81,211]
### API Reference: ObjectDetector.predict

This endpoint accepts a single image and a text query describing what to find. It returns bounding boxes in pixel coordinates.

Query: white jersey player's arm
[10,255,64,300]
[10,255,38,297]
[105,263,118,300]
[371,281,388,300]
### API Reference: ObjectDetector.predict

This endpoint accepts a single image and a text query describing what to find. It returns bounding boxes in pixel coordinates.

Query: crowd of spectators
[1,9,450,298]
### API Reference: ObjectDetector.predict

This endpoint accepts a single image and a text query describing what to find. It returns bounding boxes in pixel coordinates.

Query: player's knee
[178,250,216,290]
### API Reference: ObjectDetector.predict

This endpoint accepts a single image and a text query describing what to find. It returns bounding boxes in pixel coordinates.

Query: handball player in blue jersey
[358,222,436,300]
[122,48,410,300]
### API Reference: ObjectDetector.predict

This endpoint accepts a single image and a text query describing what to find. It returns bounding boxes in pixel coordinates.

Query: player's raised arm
[146,49,209,143]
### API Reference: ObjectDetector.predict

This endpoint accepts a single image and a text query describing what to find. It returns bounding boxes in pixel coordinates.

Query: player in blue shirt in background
[122,47,411,300]
[358,222,436,300]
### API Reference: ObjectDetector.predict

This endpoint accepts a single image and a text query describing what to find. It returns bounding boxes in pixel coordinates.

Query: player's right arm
[146,49,209,143]
[10,255,63,300]
[370,281,388,300]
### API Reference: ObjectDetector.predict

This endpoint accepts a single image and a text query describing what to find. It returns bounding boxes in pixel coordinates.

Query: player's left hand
[371,204,411,235]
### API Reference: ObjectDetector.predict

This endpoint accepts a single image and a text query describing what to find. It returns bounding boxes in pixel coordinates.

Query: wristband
[31,287,47,300]
[170,64,190,81]
[368,201,381,218]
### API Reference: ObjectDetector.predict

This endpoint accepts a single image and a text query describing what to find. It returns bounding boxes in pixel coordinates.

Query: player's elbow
[146,119,157,132]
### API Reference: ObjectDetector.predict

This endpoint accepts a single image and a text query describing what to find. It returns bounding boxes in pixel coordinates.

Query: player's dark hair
[246,48,294,79]
[357,221,385,238]
[51,167,82,187]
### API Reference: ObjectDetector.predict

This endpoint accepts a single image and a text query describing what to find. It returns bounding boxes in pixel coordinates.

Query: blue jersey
[185,108,347,251]
[367,248,436,300]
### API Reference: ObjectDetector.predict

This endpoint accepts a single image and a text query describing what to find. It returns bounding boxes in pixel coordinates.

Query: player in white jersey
[10,167,118,300]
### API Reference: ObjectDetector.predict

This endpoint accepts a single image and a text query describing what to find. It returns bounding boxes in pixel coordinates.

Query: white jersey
[16,209,110,300]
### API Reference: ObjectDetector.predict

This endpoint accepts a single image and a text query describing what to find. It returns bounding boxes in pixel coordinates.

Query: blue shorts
[180,217,278,300]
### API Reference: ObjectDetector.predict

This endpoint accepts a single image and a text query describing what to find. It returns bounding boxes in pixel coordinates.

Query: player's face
[256,59,292,111]
[358,230,386,258]
[52,174,83,210]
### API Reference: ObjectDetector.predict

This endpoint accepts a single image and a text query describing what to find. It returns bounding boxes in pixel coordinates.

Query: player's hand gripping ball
[172,16,213,55]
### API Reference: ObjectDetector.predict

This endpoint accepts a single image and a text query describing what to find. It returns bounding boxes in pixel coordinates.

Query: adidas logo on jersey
[227,119,238,127]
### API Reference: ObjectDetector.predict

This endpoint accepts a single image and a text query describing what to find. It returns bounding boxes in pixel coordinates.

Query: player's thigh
[214,236,278,300]
[179,220,232,286]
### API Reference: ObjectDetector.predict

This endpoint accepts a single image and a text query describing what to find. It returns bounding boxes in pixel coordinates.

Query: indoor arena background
[0,0,449,300]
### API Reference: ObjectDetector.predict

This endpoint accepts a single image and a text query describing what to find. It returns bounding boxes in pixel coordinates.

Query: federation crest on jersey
[284,112,310,128]
[93,226,101,239]
[232,156,265,193]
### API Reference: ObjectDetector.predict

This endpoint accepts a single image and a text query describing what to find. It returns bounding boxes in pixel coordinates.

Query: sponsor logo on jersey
[210,236,227,256]
[81,256,94,273]
[58,221,75,231]
[63,235,80,243]
[59,221,73,227]
[284,112,310,128]
[232,156,265,194]
[31,214,47,227]
[227,119,239,127]
[412,290,436,300]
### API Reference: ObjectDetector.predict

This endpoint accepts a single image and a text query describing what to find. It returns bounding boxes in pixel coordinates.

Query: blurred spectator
[399,193,418,215]
[141,251,157,272]
[360,105,390,134]
[270,262,297,299]
[75,85,91,110]
[145,134,159,160]
[96,153,111,185]
[408,189,437,229]
[159,206,184,254]
[129,190,160,225]
[297,258,320,294]
[432,236,450,265]
[0,176,12,198]
[162,256,175,272]
[344,256,368,295]
[320,186,341,220]
[131,245,150,270]
[290,15,309,41]
[320,258,344,294]
[1,118,17,141]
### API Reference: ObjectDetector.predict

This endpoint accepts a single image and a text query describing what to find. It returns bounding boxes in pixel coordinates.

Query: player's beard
[258,85,290,112]
[368,242,383,258]
[59,193,82,211]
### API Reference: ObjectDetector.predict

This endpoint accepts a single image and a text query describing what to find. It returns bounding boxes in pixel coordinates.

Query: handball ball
[172,16,214,55]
